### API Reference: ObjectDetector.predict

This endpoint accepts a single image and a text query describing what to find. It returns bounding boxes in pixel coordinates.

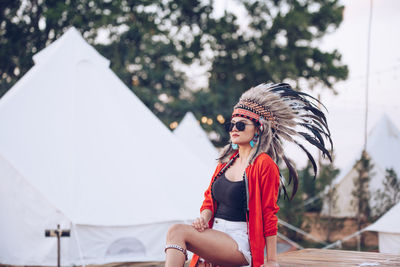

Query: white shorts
[212,218,252,266]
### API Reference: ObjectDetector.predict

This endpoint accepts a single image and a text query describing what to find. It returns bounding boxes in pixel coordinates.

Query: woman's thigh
[172,224,248,266]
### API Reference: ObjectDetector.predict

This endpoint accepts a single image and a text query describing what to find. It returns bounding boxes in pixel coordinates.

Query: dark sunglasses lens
[236,121,246,131]
[225,121,247,132]
[225,122,233,132]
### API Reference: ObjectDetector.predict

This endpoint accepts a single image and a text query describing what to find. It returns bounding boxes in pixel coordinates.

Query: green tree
[308,156,341,242]
[302,156,339,212]
[191,0,348,145]
[298,156,341,243]
[351,151,374,250]
[0,0,123,96]
[1,0,348,134]
[0,0,201,124]
[277,168,306,241]
[317,184,341,242]
[373,168,400,218]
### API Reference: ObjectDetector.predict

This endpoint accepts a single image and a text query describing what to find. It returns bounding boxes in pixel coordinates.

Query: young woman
[165,83,332,267]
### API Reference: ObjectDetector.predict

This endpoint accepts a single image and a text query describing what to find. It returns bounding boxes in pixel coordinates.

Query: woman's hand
[192,216,209,232]
[261,260,279,267]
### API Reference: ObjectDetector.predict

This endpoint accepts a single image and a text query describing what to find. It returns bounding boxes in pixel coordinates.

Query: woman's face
[229,117,256,146]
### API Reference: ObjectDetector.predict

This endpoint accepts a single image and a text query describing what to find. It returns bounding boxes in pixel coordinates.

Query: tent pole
[57,228,61,267]
[72,223,86,267]
[364,0,374,150]
[44,224,70,267]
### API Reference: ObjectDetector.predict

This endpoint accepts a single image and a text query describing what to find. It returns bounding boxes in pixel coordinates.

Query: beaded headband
[232,99,276,127]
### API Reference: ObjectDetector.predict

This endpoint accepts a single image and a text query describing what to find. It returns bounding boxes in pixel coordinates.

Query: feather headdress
[219,83,332,200]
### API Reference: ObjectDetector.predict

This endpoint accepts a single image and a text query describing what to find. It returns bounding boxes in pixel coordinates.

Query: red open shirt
[190,152,280,267]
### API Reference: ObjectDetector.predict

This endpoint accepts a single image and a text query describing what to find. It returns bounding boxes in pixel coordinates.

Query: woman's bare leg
[165,223,248,267]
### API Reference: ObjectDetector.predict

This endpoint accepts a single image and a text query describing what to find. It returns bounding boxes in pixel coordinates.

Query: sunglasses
[225,121,254,132]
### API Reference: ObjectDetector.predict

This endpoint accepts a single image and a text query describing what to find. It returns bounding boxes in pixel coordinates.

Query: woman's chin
[233,141,251,147]
[231,138,241,144]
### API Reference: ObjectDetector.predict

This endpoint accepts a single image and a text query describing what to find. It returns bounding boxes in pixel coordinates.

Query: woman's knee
[166,223,188,241]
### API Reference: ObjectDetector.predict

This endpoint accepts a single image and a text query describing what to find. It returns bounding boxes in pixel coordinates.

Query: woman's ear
[255,129,260,136]
[256,124,262,134]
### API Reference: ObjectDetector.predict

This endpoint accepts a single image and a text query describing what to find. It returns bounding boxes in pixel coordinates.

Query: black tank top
[212,173,247,222]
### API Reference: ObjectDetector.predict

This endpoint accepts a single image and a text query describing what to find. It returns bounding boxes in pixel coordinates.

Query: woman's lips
[232,133,239,137]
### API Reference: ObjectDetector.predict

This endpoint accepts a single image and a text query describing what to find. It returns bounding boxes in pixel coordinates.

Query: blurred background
[0,0,399,266]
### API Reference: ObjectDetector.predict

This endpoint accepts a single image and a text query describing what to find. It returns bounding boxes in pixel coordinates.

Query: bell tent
[321,114,400,218]
[0,27,210,266]
[173,111,219,173]
[364,202,400,254]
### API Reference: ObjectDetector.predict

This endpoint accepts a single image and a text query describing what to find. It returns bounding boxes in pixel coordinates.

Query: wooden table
[277,249,400,267]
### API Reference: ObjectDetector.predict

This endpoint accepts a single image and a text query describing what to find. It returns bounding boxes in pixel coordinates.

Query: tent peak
[32,26,109,67]
[174,111,219,169]
[380,114,399,139]
[367,114,400,164]
[369,114,399,139]
[365,202,400,234]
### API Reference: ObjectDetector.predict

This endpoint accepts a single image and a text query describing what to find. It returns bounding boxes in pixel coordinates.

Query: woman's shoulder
[252,153,277,167]
[211,161,228,177]
[251,153,280,181]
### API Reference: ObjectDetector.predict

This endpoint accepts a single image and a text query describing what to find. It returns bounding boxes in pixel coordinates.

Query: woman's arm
[263,235,279,267]
[192,209,212,232]
[201,209,212,222]
[258,156,280,267]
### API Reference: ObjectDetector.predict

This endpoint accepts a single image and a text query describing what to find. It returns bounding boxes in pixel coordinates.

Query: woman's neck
[238,144,252,165]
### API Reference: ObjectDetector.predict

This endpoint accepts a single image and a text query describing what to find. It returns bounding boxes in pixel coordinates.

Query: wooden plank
[277,249,400,267]
[0,262,165,267]
[3,249,399,267]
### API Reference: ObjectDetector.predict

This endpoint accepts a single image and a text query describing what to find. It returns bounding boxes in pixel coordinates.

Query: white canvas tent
[321,114,400,218]
[364,202,400,254]
[173,112,219,174]
[0,27,211,266]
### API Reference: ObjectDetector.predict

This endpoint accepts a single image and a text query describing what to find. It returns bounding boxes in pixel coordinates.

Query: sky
[316,0,400,170]
[212,0,400,171]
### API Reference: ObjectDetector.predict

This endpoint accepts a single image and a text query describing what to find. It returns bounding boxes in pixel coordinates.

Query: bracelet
[165,244,188,260]
[267,261,279,267]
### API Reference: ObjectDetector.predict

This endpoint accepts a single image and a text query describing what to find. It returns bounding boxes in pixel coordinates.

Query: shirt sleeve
[200,164,223,213]
[259,157,280,237]
[200,180,214,213]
